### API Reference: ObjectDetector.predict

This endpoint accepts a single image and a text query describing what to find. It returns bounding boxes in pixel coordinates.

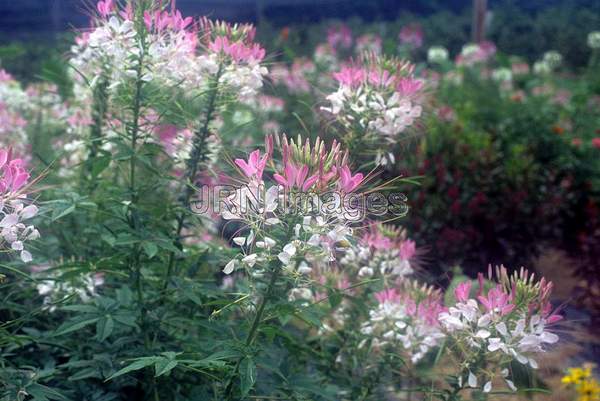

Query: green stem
[85,74,109,189]
[126,7,159,400]
[224,264,282,400]
[163,65,223,290]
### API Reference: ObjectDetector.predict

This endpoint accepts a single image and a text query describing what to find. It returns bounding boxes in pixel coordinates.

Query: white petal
[483,381,492,393]
[475,329,491,339]
[297,262,312,275]
[283,243,296,256]
[277,252,290,264]
[468,372,478,388]
[21,250,32,263]
[496,322,508,336]
[529,358,538,369]
[223,260,235,274]
[242,254,257,267]
[0,214,19,228]
[21,205,38,219]
[540,331,559,344]
[233,237,246,246]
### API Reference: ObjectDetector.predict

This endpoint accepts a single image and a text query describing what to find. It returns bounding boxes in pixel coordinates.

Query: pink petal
[302,175,319,191]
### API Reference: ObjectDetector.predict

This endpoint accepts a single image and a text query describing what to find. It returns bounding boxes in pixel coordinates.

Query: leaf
[239,357,256,397]
[113,313,137,327]
[0,263,36,281]
[96,316,114,342]
[60,304,98,314]
[91,155,111,177]
[26,383,71,401]
[51,204,76,221]
[53,317,100,337]
[154,357,178,377]
[68,367,100,381]
[185,349,242,367]
[327,288,343,308]
[142,241,158,259]
[292,307,322,328]
[106,357,159,381]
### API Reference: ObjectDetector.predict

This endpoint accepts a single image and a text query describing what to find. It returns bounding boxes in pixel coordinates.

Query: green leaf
[239,357,256,397]
[106,357,159,381]
[26,383,71,401]
[292,307,322,328]
[90,155,111,177]
[53,317,100,337]
[60,304,98,314]
[96,316,114,342]
[68,367,100,381]
[154,356,178,377]
[327,288,343,308]
[142,241,158,259]
[51,204,76,221]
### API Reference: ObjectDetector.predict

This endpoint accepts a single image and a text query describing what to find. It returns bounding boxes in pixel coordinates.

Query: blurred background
[2,0,600,80]
[2,2,600,398]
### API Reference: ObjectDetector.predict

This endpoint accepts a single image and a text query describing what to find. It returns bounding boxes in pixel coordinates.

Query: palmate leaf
[107,353,183,381]
[154,352,180,377]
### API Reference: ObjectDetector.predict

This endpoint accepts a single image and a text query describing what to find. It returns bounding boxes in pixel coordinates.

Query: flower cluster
[322,55,425,158]
[562,365,600,401]
[200,18,268,101]
[270,59,315,94]
[427,46,449,64]
[456,41,496,66]
[327,24,353,51]
[360,283,445,363]
[71,2,268,102]
[399,24,424,49]
[0,70,29,156]
[439,265,562,393]
[340,223,416,280]
[533,50,563,75]
[588,31,600,50]
[72,1,201,92]
[355,34,382,56]
[0,148,39,262]
[221,134,364,282]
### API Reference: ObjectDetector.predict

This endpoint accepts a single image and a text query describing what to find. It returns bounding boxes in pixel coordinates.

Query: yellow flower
[577,379,600,401]
[563,367,592,385]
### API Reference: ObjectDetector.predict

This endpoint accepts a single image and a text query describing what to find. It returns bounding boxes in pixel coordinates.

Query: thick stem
[163,65,223,290]
[224,264,282,399]
[125,7,159,400]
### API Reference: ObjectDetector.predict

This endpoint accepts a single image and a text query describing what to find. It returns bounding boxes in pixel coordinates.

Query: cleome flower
[0,148,40,262]
[0,70,29,157]
[438,265,562,393]
[455,41,496,67]
[199,17,268,101]
[71,1,268,102]
[322,54,425,163]
[220,134,364,281]
[339,222,417,281]
[360,282,446,363]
